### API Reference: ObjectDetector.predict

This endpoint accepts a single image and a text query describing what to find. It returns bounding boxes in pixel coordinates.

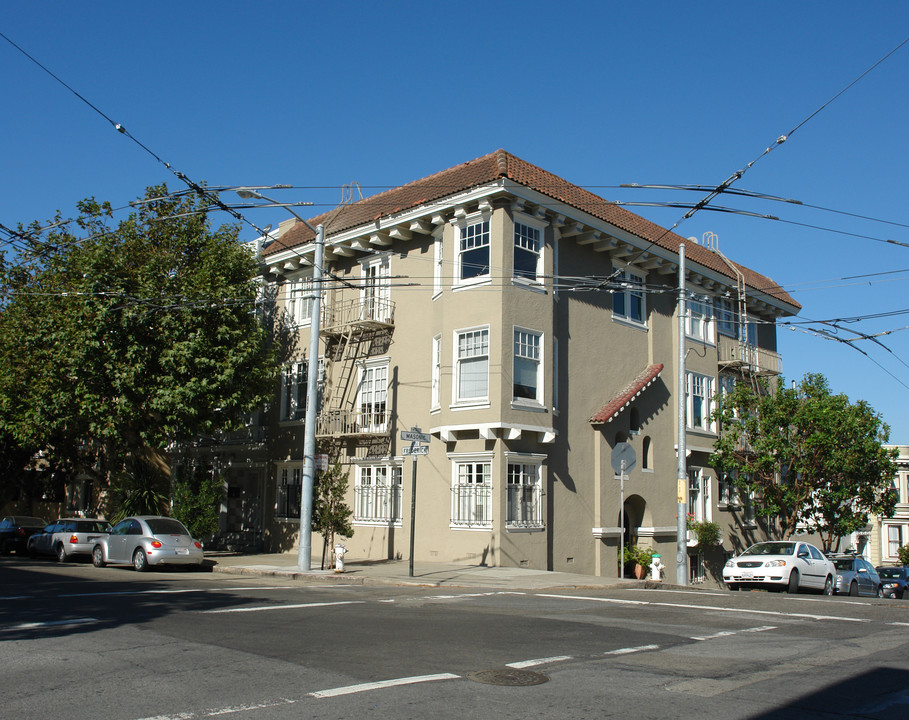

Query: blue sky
[3,2,909,439]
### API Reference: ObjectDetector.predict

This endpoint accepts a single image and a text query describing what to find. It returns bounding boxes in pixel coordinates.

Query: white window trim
[286,272,315,327]
[505,452,545,532]
[356,356,390,433]
[452,325,491,409]
[432,230,443,299]
[687,371,716,433]
[512,326,544,409]
[431,334,442,412]
[686,296,715,345]
[280,356,323,424]
[360,254,392,323]
[453,212,492,290]
[612,265,647,327]
[512,212,546,288]
[354,460,403,527]
[448,451,494,530]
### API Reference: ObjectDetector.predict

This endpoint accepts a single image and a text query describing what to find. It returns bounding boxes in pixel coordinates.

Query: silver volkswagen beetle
[91,516,203,571]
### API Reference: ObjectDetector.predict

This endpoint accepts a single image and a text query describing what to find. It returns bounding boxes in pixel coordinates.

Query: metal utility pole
[236,188,323,572]
[677,243,688,586]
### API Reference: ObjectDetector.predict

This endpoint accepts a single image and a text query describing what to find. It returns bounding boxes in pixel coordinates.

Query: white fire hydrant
[334,544,347,573]
[649,553,664,582]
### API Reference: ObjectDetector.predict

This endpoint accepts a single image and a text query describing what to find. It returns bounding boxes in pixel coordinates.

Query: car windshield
[878,568,901,578]
[146,518,189,536]
[16,517,47,527]
[741,542,796,556]
[833,559,855,571]
[73,521,109,533]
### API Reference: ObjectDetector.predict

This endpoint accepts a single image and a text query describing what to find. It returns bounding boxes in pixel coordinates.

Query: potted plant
[623,544,654,579]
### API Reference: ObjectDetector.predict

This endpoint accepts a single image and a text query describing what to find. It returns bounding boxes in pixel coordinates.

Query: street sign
[402,444,429,456]
[401,428,431,443]
[611,442,637,475]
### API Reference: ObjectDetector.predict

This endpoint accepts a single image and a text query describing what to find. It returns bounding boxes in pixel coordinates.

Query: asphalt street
[1,556,908,720]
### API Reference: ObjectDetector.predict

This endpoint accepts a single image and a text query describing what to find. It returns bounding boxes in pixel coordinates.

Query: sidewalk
[207,551,670,591]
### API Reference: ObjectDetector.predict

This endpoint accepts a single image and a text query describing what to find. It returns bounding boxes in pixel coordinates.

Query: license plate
[742,571,754,579]
[177,548,189,555]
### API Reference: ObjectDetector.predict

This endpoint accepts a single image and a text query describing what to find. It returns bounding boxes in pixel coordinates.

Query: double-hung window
[287,276,314,325]
[687,372,715,432]
[513,220,542,282]
[451,458,492,528]
[361,255,391,322]
[716,297,737,337]
[455,327,489,403]
[513,328,542,404]
[355,463,403,524]
[456,216,490,282]
[282,358,323,421]
[275,466,302,520]
[688,467,711,523]
[506,460,543,529]
[687,298,714,343]
[886,525,903,558]
[282,360,308,421]
[612,267,646,324]
[357,360,389,432]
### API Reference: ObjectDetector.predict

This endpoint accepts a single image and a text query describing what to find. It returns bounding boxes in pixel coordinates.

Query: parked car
[27,518,111,562]
[723,540,835,594]
[876,566,909,599]
[91,516,204,571]
[0,516,48,555]
[830,555,883,597]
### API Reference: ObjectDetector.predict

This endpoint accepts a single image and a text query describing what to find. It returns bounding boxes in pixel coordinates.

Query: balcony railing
[718,335,782,375]
[450,484,492,528]
[315,408,391,438]
[219,425,267,446]
[321,297,395,335]
[506,484,543,528]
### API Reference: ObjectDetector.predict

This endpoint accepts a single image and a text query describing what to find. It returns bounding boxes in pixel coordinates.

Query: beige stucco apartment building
[197,150,801,582]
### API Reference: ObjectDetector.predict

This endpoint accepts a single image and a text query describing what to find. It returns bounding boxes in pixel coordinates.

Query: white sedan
[723,540,835,594]
[91,516,204,571]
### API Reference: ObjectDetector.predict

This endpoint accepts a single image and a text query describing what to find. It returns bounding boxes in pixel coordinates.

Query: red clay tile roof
[264,150,798,310]
[589,363,664,425]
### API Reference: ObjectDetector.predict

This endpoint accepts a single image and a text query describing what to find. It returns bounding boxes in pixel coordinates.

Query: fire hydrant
[334,544,347,573]
[649,553,663,582]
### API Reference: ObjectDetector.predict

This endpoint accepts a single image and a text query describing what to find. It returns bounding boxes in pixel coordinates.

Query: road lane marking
[3,617,99,631]
[309,673,460,698]
[603,644,660,655]
[507,655,573,668]
[691,625,776,641]
[201,600,364,614]
[537,593,869,623]
[133,698,297,720]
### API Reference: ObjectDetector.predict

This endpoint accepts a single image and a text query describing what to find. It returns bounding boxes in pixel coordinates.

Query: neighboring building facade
[867,444,909,566]
[203,150,801,581]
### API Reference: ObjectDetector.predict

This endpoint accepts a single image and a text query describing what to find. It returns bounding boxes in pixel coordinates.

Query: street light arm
[236,188,317,234]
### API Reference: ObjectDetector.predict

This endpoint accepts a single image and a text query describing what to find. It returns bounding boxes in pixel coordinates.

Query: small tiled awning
[589,363,664,425]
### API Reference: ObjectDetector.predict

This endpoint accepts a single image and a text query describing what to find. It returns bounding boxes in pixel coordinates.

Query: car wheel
[787,570,800,594]
[1,540,11,556]
[55,544,67,563]
[91,546,105,568]
[727,583,739,591]
[133,549,148,572]
[849,581,858,597]
[28,544,38,559]
[877,585,884,598]
[902,587,909,600]
[823,575,834,596]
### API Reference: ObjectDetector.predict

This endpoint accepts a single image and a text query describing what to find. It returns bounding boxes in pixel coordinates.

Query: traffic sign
[611,442,636,475]
[402,444,429,456]
[401,428,431,443]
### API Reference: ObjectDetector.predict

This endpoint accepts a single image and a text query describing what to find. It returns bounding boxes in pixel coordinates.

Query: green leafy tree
[312,461,354,569]
[0,186,283,499]
[898,544,909,566]
[172,462,224,539]
[711,373,897,552]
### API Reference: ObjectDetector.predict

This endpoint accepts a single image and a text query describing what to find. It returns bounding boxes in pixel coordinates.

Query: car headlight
[765,560,787,567]
[725,560,735,568]
[883,582,897,589]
